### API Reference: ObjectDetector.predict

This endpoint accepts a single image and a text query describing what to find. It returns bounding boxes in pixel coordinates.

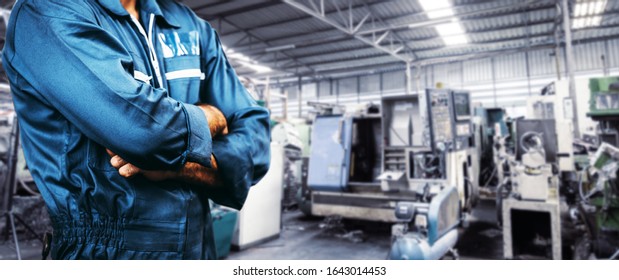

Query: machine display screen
[453,92,471,119]
[429,91,453,144]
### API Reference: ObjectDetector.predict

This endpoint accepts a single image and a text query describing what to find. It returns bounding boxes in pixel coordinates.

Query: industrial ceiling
[0,0,617,82]
[182,0,619,80]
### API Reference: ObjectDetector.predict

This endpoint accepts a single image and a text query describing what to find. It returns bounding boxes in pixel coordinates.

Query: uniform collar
[97,0,181,28]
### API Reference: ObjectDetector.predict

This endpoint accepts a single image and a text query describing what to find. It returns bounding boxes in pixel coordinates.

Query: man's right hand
[198,104,228,137]
[107,150,220,186]
[106,103,226,185]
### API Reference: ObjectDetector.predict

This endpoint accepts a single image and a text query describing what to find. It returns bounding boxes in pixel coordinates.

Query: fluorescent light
[427,9,454,19]
[443,34,468,45]
[588,1,596,15]
[237,61,273,74]
[574,1,584,17]
[265,44,296,52]
[435,22,465,36]
[434,21,468,45]
[573,0,607,16]
[572,0,607,29]
[593,0,606,14]
[227,52,252,63]
[419,0,454,19]
[418,0,450,10]
[222,44,272,74]
[572,18,585,29]
[571,15,602,29]
[419,0,469,46]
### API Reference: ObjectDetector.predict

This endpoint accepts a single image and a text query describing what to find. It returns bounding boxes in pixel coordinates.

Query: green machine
[573,77,619,259]
[588,77,619,145]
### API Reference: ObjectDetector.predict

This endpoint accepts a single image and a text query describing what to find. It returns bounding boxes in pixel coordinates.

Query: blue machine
[307,115,353,192]
[305,91,477,260]
[389,186,460,260]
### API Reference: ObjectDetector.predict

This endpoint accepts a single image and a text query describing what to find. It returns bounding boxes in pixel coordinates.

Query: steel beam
[236,5,559,59]
[283,42,559,78]
[220,0,399,38]
[357,0,551,35]
[230,4,555,49]
[271,18,619,72]
[190,1,229,12]
[206,16,317,75]
[275,33,554,70]
[202,1,281,21]
[362,2,417,60]
[283,0,410,63]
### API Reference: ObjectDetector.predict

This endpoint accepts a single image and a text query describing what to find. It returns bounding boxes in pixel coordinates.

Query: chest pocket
[159,31,203,104]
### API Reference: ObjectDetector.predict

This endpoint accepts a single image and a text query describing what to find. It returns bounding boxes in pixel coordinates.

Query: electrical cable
[482,165,498,189]
[578,171,587,202]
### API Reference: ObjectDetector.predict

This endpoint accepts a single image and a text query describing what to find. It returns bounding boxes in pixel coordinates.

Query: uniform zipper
[130,13,164,90]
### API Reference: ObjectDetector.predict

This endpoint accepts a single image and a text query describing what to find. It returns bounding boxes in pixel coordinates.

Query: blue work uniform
[2,0,270,259]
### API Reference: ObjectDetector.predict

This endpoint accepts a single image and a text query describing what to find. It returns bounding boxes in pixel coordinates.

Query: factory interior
[2,0,619,260]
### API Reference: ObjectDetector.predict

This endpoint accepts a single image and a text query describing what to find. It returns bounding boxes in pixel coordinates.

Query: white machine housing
[231,142,284,249]
[526,82,576,172]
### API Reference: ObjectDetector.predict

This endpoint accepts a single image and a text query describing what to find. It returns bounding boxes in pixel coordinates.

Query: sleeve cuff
[208,139,251,209]
[182,103,213,168]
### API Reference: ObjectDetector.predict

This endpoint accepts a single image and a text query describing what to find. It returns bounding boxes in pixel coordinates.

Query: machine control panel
[452,92,471,121]
[429,91,453,147]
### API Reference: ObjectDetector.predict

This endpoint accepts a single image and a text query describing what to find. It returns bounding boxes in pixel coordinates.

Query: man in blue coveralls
[1,0,271,259]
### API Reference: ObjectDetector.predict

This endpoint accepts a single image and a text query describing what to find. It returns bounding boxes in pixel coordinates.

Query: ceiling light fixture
[223,44,273,74]
[418,0,454,19]
[265,44,296,52]
[418,0,469,46]
[572,0,607,29]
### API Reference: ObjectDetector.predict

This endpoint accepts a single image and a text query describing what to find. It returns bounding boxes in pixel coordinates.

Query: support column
[554,29,562,81]
[603,39,610,76]
[357,76,361,103]
[491,57,497,107]
[405,61,412,95]
[265,77,271,109]
[561,0,580,137]
[379,72,384,96]
[415,64,422,94]
[525,51,532,96]
[282,87,288,120]
[298,76,303,118]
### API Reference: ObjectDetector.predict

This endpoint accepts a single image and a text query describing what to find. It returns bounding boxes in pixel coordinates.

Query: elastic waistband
[52,216,185,253]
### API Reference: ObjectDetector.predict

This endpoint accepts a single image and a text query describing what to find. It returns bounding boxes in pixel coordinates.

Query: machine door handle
[338,119,345,146]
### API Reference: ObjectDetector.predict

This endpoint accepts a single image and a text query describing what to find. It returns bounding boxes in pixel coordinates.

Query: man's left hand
[106,149,220,186]
[106,149,177,181]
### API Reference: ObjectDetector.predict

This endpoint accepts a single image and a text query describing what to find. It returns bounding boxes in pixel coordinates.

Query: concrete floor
[0,238,43,260]
[228,212,393,260]
[0,199,503,260]
[228,199,502,260]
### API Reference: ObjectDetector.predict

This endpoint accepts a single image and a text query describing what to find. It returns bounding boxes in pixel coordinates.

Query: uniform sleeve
[197,21,271,209]
[3,1,213,170]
